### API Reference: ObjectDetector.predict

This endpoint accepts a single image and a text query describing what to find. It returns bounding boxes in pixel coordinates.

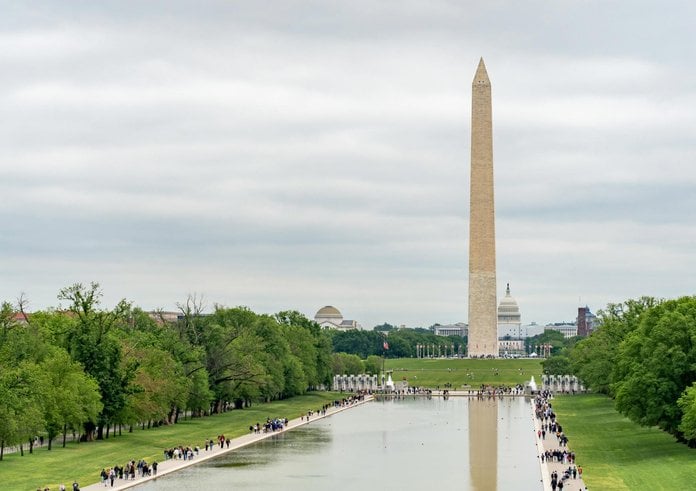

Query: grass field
[554,394,696,490]
[0,392,340,491]
[385,357,542,387]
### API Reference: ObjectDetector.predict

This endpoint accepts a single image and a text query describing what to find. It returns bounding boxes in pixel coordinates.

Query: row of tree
[543,296,696,446]
[0,282,472,459]
[330,327,465,358]
[0,283,334,458]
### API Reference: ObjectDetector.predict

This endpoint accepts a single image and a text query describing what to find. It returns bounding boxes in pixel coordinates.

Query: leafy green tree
[0,372,17,460]
[331,330,382,358]
[541,354,572,375]
[570,298,655,395]
[525,330,565,356]
[147,309,211,421]
[276,310,332,389]
[0,301,19,338]
[202,307,269,409]
[381,331,411,358]
[364,355,382,375]
[613,297,696,437]
[120,341,189,427]
[0,362,44,457]
[373,323,396,332]
[186,368,214,417]
[677,383,696,442]
[38,349,102,449]
[57,282,134,439]
[0,305,48,456]
[331,353,364,375]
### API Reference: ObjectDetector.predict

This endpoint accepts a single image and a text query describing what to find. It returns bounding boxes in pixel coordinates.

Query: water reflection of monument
[468,398,498,490]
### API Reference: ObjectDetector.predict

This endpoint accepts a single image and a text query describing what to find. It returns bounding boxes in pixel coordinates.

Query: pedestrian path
[532,396,588,491]
[80,395,372,491]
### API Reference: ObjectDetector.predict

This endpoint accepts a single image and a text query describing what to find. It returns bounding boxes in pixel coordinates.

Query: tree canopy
[0,284,336,458]
[329,328,464,359]
[550,295,696,446]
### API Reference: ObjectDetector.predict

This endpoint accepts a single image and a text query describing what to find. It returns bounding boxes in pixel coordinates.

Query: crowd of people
[164,445,199,460]
[98,459,159,487]
[475,383,526,397]
[534,390,586,491]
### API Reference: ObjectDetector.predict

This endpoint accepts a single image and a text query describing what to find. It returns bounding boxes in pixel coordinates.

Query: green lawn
[554,394,696,490]
[385,357,542,387]
[0,392,340,491]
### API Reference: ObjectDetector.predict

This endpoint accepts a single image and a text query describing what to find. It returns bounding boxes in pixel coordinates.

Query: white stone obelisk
[467,58,498,358]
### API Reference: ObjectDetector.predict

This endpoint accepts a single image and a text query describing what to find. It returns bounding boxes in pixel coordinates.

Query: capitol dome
[497,284,521,323]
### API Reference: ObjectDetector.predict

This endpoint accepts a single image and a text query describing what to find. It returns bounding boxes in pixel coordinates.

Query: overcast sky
[1,1,694,328]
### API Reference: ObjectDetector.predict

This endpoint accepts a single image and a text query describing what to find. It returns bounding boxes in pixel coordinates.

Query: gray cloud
[1,1,695,327]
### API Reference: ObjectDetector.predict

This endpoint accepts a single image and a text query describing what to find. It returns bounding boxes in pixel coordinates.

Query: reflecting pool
[135,396,541,490]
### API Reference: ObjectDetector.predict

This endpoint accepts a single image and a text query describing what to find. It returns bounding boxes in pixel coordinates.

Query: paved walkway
[79,396,372,491]
[532,397,588,491]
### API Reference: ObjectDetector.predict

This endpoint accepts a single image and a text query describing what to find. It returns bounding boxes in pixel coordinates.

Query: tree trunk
[1,440,4,461]
[129,425,133,433]
[48,437,53,451]
[62,424,67,448]
[29,438,34,454]
[19,443,24,456]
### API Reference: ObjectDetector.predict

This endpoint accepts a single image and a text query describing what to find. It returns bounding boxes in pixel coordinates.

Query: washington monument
[467,58,498,358]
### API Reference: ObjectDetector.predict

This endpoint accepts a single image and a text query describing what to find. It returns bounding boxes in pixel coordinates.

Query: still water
[135,397,541,491]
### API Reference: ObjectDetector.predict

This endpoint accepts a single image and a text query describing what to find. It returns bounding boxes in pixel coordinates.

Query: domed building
[498,284,524,355]
[314,306,362,330]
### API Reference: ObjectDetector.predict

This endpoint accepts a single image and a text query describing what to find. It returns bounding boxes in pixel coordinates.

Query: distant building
[314,305,362,330]
[433,322,468,337]
[577,306,597,336]
[544,323,577,339]
[497,284,525,356]
[520,322,543,337]
[499,339,525,355]
[497,283,522,339]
